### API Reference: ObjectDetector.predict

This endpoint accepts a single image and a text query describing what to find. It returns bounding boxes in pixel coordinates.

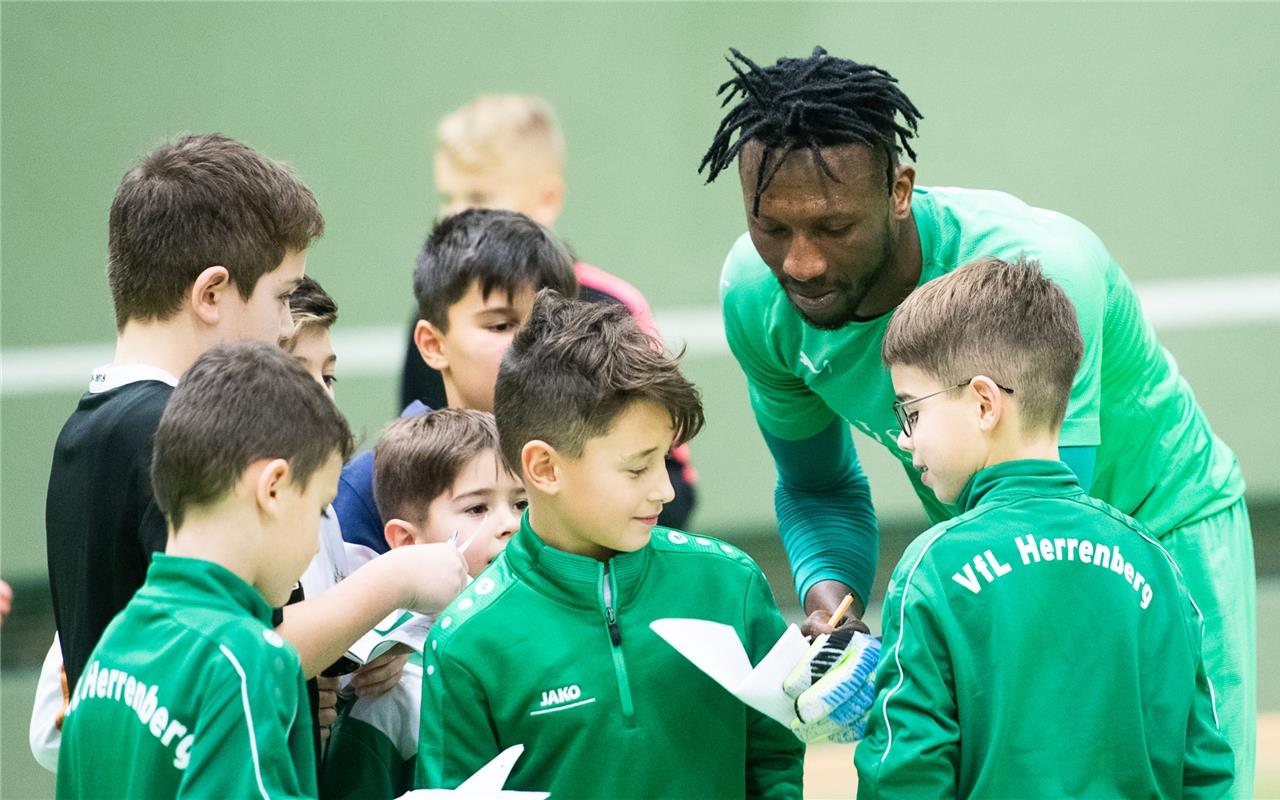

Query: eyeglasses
[892,377,1014,438]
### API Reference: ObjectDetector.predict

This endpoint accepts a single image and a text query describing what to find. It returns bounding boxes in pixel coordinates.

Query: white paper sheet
[649,618,809,727]
[397,744,548,799]
[346,609,433,664]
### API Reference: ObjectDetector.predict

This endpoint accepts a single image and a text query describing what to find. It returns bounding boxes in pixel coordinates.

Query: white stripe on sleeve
[218,644,270,800]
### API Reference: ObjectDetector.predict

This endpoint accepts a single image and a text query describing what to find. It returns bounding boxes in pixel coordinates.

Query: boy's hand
[316,675,340,741]
[353,651,409,699]
[784,629,881,744]
[387,543,469,614]
[56,665,70,731]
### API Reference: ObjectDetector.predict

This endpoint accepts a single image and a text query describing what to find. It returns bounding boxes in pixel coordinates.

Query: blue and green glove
[783,628,881,744]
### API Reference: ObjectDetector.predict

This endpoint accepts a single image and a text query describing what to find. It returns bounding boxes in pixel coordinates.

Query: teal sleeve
[1058,445,1097,492]
[741,569,805,799]
[321,714,412,799]
[763,419,879,607]
[415,640,498,789]
[720,240,838,443]
[854,564,959,799]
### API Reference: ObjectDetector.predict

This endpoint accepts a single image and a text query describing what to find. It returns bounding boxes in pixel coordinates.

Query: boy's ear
[189,266,234,327]
[532,174,565,228]
[252,458,291,516]
[970,375,1005,431]
[384,518,420,550]
[414,320,450,371]
[520,440,559,495]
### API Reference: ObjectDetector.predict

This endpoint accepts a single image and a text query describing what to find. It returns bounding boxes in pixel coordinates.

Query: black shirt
[46,379,172,691]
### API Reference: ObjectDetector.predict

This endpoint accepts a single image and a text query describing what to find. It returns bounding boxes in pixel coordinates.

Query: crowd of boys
[35,47,1247,800]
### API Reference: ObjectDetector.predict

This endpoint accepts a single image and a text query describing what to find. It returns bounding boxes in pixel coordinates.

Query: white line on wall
[2,274,1277,397]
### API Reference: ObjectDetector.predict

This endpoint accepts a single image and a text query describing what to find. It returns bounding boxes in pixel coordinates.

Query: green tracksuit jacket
[416,517,805,799]
[854,460,1234,799]
[321,633,425,798]
[58,555,316,799]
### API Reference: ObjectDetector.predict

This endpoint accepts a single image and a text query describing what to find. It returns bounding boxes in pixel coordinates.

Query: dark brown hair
[882,256,1083,431]
[108,133,324,329]
[494,290,704,472]
[151,341,354,530]
[373,409,504,525]
[413,208,576,330]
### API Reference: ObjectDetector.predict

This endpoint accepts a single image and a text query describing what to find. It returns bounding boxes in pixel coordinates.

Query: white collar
[88,363,179,394]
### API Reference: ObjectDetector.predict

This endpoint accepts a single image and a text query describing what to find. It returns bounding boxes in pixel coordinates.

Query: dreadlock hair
[699,47,923,215]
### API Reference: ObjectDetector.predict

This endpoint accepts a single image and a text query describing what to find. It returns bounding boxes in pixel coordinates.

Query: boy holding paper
[415,291,804,799]
[58,342,467,798]
[321,409,526,799]
[855,258,1233,798]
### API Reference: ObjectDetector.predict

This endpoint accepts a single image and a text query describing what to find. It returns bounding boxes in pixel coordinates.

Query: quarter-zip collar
[137,553,273,625]
[504,513,652,610]
[953,459,1084,515]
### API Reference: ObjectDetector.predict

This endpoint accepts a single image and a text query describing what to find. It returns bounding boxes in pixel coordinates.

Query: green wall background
[4,2,1279,585]
[4,3,1280,796]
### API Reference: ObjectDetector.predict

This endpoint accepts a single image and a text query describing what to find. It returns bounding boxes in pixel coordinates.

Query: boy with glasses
[855,257,1233,798]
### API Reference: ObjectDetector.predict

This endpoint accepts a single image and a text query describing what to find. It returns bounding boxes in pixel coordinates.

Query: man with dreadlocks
[703,47,1253,796]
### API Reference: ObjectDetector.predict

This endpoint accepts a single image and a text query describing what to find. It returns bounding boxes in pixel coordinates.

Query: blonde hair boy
[435,95,565,226]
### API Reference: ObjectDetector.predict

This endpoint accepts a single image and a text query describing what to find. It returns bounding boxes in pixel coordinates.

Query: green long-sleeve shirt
[415,516,804,799]
[854,460,1234,799]
[321,630,425,798]
[721,185,1245,606]
[58,555,316,799]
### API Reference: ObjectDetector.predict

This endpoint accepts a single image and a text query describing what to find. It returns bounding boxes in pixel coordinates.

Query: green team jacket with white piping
[58,554,316,799]
[415,515,805,799]
[854,460,1234,799]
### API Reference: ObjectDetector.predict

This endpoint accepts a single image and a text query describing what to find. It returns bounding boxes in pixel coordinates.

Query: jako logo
[539,685,581,707]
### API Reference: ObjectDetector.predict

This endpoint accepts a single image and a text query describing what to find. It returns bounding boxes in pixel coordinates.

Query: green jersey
[58,555,316,799]
[854,460,1234,799]
[321,627,425,798]
[415,516,804,799]
[721,185,1244,602]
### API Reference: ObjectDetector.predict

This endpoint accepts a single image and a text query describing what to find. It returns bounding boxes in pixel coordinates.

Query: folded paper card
[346,609,433,665]
[397,744,548,799]
[649,618,810,727]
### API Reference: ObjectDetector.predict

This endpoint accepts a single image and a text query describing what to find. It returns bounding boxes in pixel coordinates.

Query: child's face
[414,449,526,576]
[260,452,343,607]
[545,400,676,560]
[435,282,536,412]
[226,249,306,344]
[288,326,337,398]
[890,364,986,505]
[434,154,559,227]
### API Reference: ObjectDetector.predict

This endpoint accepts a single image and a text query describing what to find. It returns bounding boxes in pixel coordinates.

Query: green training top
[321,625,425,799]
[721,185,1244,604]
[415,515,804,800]
[854,459,1234,799]
[58,554,316,799]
